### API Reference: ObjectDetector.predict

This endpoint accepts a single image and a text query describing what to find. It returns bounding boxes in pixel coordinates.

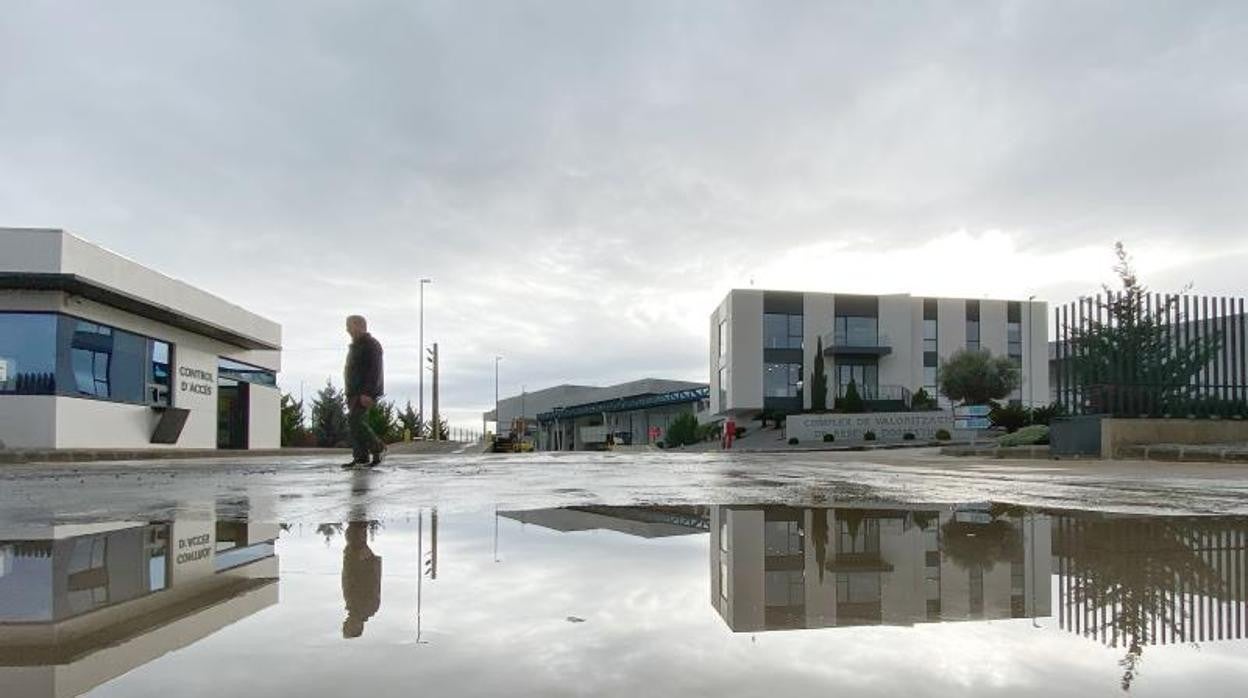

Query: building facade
[486,378,709,450]
[0,228,282,450]
[710,289,1048,416]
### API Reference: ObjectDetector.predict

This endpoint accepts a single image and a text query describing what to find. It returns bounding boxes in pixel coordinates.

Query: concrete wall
[728,290,764,412]
[785,411,954,443]
[247,384,280,449]
[1102,417,1248,458]
[1023,301,1049,408]
[0,395,57,449]
[878,294,915,390]
[980,300,1008,356]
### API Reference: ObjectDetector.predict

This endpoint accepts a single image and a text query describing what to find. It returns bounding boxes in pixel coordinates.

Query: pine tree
[310,380,349,447]
[398,400,424,441]
[839,379,866,413]
[366,399,400,444]
[279,392,308,446]
[810,338,828,412]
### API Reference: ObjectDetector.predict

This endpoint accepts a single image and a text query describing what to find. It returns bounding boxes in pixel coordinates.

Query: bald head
[346,315,367,339]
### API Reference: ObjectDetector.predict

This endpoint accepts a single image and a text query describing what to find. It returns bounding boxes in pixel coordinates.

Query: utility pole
[494,355,502,435]
[427,342,440,441]
[1027,294,1036,408]
[419,278,432,433]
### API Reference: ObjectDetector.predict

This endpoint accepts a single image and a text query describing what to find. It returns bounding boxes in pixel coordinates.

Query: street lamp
[419,278,432,430]
[1027,294,1036,409]
[494,355,503,435]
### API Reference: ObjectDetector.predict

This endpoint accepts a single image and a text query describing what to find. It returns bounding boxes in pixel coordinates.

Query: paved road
[2,447,1246,526]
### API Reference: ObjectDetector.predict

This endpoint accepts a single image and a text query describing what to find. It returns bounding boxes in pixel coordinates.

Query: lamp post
[1027,294,1036,409]
[419,278,432,432]
[494,355,503,435]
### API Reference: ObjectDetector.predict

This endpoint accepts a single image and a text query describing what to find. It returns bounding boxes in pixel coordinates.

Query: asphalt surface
[3,447,1247,526]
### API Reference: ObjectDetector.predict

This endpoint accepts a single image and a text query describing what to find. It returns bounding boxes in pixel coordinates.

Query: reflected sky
[1,503,1246,697]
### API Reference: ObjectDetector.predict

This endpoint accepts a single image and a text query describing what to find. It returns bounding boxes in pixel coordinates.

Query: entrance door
[217,379,249,449]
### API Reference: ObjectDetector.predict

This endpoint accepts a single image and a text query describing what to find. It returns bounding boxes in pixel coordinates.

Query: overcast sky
[3,1,1247,427]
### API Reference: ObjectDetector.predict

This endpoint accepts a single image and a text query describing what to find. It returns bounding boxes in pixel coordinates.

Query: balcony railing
[824,331,893,356]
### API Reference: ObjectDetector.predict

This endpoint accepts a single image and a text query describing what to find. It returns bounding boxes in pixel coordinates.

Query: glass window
[717,320,727,361]
[923,318,937,352]
[966,319,980,353]
[68,320,148,402]
[838,518,880,554]
[764,520,801,555]
[923,366,937,395]
[0,313,58,394]
[837,363,878,397]
[218,357,277,386]
[836,573,882,603]
[764,363,801,398]
[765,570,805,607]
[834,316,878,346]
[763,313,802,349]
[149,340,171,406]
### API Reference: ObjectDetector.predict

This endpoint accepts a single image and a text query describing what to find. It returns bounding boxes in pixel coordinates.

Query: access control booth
[0,228,282,450]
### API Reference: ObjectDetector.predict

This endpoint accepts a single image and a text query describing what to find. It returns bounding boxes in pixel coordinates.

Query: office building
[0,228,282,450]
[710,290,1048,415]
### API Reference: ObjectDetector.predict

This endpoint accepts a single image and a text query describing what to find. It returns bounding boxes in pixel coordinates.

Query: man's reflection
[342,520,382,639]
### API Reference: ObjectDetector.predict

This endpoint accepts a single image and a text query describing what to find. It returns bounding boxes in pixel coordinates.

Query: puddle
[1,503,1246,696]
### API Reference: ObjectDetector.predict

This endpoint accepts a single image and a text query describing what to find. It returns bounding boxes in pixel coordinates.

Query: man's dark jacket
[345,333,384,399]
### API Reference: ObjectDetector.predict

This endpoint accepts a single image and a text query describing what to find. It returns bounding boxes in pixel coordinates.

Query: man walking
[343,315,386,468]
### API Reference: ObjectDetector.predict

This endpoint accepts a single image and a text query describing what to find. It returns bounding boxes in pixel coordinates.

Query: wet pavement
[2,450,1247,696]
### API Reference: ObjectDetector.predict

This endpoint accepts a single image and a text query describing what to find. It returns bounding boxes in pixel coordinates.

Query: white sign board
[954,405,992,418]
[0,359,8,383]
[954,418,991,430]
[785,411,954,443]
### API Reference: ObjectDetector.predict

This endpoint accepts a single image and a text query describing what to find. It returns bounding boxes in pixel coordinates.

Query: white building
[710,504,1052,632]
[710,290,1049,416]
[0,228,282,450]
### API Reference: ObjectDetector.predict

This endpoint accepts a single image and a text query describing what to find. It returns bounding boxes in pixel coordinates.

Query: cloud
[3,1,1246,425]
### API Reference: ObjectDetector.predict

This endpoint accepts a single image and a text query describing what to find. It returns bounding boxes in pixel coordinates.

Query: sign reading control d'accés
[179,366,214,396]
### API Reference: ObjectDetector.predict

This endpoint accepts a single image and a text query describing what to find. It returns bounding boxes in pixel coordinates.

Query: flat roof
[0,228,281,351]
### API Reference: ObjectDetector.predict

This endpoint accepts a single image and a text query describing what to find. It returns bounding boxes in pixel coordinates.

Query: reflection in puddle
[1,504,1245,696]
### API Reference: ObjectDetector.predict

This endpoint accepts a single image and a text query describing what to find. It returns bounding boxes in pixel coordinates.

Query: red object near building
[722,418,736,449]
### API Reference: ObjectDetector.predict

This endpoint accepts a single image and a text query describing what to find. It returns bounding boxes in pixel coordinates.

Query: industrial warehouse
[484,378,710,451]
[0,228,282,450]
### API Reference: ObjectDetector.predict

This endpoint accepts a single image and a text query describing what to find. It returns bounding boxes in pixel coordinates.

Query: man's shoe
[370,446,387,466]
[340,460,368,469]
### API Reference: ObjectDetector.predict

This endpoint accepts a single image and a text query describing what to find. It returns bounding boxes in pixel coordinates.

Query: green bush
[911,388,938,411]
[1029,403,1066,425]
[990,402,1029,433]
[903,432,916,441]
[822,433,835,442]
[863,431,877,441]
[664,412,701,447]
[839,380,866,413]
[999,424,1050,447]
[735,427,747,438]
[655,441,665,449]
[788,437,799,445]
[935,428,952,441]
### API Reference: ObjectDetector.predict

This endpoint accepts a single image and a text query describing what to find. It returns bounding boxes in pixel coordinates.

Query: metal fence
[1053,294,1248,418]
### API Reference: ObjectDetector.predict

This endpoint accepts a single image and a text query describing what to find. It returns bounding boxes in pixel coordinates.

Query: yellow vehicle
[491,418,535,453]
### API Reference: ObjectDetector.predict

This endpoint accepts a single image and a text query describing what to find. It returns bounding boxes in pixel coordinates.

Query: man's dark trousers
[348,398,383,464]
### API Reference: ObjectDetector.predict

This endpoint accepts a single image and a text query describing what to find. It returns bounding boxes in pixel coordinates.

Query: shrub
[788,437,799,445]
[734,426,747,438]
[990,402,1030,433]
[935,428,952,441]
[911,388,938,411]
[822,433,835,442]
[1029,403,1066,426]
[655,441,665,449]
[903,432,916,441]
[999,424,1050,447]
[863,431,877,441]
[839,380,866,413]
[665,412,701,447]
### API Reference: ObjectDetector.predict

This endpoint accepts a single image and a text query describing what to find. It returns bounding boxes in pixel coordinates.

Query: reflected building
[501,506,710,539]
[0,518,279,697]
[710,504,1051,631]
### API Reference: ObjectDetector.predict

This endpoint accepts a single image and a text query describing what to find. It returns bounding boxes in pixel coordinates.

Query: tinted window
[68,319,148,402]
[0,313,58,394]
[763,313,803,349]
[218,357,277,386]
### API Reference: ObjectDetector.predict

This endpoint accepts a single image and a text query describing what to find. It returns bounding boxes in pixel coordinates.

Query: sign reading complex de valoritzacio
[785,411,954,443]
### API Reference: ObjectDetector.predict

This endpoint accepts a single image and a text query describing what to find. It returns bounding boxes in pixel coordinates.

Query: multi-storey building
[709,290,1049,415]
